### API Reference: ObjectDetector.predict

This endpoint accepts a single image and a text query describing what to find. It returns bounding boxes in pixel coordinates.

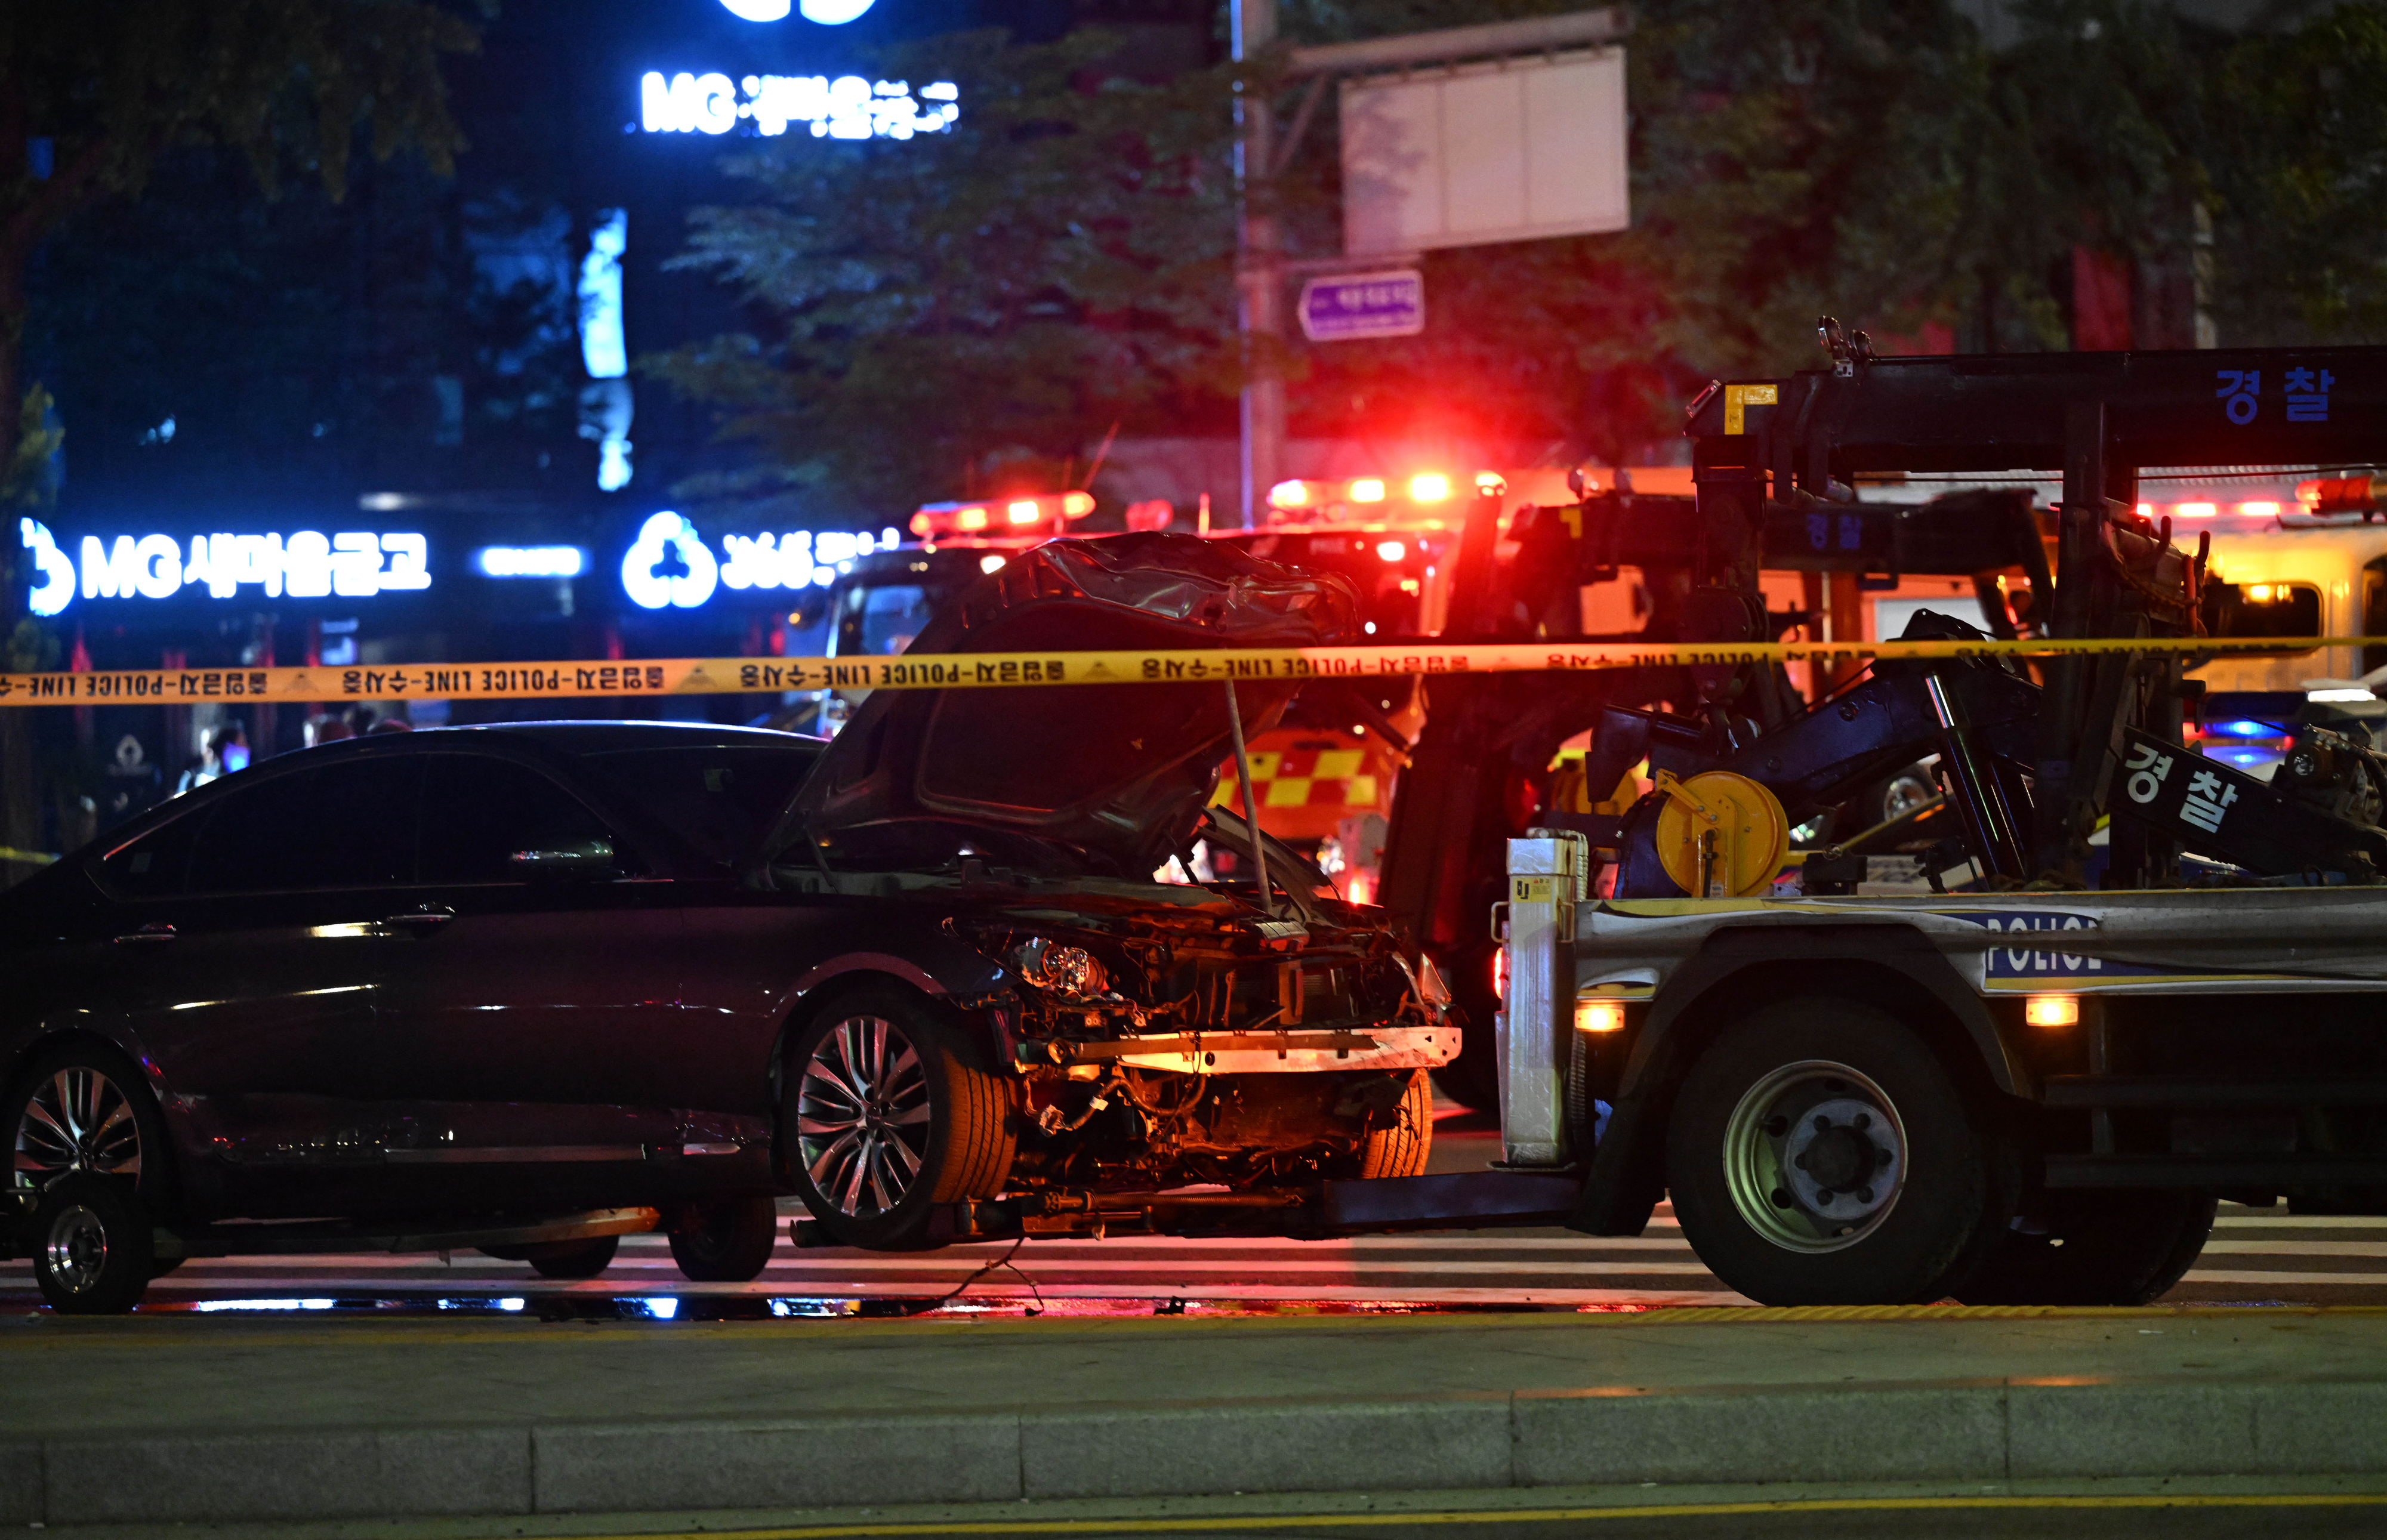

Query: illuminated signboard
[620,514,900,610]
[640,73,956,138]
[477,546,588,578]
[717,0,879,24]
[19,519,430,615]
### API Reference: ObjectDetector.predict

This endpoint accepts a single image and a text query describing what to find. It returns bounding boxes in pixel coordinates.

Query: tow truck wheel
[1667,999,2011,1306]
[784,989,1015,1250]
[1953,1190,2217,1306]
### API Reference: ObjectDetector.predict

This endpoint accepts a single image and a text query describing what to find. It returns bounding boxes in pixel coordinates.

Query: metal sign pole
[1234,0,1284,531]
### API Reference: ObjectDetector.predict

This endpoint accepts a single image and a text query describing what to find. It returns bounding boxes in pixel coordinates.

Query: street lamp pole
[1233,0,1284,531]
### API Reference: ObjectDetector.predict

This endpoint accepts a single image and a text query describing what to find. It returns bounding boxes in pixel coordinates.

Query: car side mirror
[507,838,619,881]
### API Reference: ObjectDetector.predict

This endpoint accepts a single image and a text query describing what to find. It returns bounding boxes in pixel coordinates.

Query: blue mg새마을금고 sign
[1298,270,1425,342]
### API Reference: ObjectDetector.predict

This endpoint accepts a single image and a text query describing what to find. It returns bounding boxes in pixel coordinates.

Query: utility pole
[1233,0,1284,530]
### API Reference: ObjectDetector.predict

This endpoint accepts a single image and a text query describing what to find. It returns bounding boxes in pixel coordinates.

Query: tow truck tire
[1667,999,2011,1306]
[784,989,1015,1251]
[1953,1190,2218,1306]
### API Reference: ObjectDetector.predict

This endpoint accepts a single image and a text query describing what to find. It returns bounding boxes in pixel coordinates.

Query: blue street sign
[1298,269,1425,342]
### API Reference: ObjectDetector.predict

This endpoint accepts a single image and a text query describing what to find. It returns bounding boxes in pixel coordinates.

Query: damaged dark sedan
[1,534,1453,1311]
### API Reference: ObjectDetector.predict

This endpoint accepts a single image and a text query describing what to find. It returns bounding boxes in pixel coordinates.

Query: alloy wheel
[796,1015,932,1218]
[44,1203,112,1296]
[1720,1058,1908,1253]
[14,1067,144,1196]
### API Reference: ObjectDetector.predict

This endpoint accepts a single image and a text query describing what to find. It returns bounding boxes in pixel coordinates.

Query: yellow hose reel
[1652,770,1790,899]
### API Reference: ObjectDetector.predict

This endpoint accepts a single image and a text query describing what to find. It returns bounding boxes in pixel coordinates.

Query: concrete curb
[14,1378,2387,1526]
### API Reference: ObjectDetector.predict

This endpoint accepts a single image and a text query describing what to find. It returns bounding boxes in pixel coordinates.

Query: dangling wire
[930,1235,1044,1316]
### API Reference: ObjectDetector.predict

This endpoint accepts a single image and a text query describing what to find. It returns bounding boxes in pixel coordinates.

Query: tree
[0,1,480,872]
[2203,2,2387,344]
[650,28,1241,517]
[660,1,2387,503]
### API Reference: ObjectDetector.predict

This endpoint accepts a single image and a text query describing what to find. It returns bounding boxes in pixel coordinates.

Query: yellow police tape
[0,634,2370,707]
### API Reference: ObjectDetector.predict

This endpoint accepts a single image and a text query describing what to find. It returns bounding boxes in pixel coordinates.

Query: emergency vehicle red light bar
[911,491,1096,539]
[2298,474,2386,518]
[1265,474,1474,520]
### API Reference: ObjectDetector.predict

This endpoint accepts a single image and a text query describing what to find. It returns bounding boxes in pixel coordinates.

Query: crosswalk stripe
[10,1199,2387,1308]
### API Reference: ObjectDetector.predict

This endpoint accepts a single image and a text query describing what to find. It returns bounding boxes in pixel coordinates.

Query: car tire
[523,1235,619,1280]
[1356,1070,1435,1179]
[32,1172,155,1314]
[1666,998,2013,1306]
[5,1041,173,1218]
[1953,1190,2218,1306]
[784,987,1014,1250]
[668,1195,779,1282]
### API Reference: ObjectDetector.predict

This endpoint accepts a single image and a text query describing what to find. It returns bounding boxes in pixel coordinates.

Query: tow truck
[1477,332,2387,1305]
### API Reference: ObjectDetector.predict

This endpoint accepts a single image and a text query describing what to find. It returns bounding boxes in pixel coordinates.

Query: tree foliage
[661,1,2387,498]
[2203,2,2387,342]
[0,1,483,452]
[650,28,1241,516]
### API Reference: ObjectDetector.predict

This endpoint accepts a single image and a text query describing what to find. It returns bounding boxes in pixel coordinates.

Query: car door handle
[380,906,457,933]
[112,922,177,945]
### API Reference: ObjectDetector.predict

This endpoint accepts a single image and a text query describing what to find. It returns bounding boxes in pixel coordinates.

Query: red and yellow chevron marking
[1210,744,1387,814]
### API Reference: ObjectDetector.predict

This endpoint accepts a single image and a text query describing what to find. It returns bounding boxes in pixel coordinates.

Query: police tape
[0,634,2372,707]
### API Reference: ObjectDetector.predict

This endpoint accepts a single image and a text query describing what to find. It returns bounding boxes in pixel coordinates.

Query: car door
[94,749,422,1211]
[569,739,828,1126]
[369,748,686,1179]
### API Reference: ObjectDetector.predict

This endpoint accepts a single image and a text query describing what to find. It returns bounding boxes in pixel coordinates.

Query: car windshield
[837,582,939,656]
[578,742,822,868]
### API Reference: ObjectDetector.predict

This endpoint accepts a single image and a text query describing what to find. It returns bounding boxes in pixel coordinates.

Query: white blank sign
[1340,48,1629,257]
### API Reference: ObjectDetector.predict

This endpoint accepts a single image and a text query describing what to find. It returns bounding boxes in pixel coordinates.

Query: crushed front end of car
[763,533,1455,1240]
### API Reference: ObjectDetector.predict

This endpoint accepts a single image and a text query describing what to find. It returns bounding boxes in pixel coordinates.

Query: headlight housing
[1416,953,1452,1006]
[1014,937,1109,998]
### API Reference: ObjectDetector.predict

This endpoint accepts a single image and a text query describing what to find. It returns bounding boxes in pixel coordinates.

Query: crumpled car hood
[777,533,1357,876]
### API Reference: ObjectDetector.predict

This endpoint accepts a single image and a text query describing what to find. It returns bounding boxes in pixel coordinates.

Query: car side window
[418,754,621,884]
[185,756,421,894]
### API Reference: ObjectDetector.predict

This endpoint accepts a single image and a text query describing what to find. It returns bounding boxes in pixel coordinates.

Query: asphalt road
[5,1106,2384,1314]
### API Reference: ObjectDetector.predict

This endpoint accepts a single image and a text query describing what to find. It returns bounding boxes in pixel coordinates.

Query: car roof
[421,721,823,755]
